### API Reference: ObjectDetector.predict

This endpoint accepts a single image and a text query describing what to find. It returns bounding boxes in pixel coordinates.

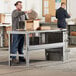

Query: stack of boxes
[0,13,11,47]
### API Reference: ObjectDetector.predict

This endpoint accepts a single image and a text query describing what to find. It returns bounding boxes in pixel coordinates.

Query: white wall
[67,0,76,19]
[26,0,42,18]
[3,0,26,13]
[26,0,45,21]
[0,0,76,23]
[0,1,4,13]
[4,0,26,23]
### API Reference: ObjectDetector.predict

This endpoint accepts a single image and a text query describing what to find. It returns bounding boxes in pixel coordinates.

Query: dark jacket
[12,10,27,31]
[56,7,70,28]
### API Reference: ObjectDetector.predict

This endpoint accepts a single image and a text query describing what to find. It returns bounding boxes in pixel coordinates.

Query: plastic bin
[45,47,63,61]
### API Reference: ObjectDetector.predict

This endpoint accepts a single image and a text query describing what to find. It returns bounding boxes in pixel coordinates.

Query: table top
[68,24,76,26]
[0,24,11,27]
[8,29,67,34]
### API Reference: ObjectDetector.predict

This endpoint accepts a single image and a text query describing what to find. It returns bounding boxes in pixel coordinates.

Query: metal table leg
[26,33,30,67]
[8,33,11,66]
[0,27,3,47]
[63,31,68,61]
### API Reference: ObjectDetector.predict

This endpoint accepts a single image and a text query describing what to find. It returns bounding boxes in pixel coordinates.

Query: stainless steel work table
[8,29,69,67]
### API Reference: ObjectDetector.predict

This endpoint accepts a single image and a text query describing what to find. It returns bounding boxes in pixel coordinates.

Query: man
[11,1,29,64]
[56,2,70,29]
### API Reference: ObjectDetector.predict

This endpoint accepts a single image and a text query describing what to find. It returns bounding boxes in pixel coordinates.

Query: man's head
[14,1,22,10]
[61,2,66,9]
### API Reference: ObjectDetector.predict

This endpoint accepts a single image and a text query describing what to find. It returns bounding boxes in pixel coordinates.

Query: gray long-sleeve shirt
[12,10,27,31]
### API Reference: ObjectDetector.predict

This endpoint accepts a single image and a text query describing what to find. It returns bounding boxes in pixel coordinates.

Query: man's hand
[27,10,32,13]
[69,13,71,16]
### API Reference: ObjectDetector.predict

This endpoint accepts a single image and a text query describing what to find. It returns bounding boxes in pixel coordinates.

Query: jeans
[11,34,25,59]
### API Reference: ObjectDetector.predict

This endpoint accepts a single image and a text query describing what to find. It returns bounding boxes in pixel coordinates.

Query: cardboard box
[25,20,33,31]
[41,26,51,30]
[0,14,5,23]
[45,14,51,23]
[71,31,76,36]
[3,26,12,47]
[25,19,40,31]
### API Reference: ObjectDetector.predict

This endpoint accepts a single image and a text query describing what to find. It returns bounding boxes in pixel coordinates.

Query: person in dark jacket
[56,2,70,29]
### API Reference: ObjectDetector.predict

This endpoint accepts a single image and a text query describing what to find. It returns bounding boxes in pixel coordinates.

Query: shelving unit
[68,24,76,45]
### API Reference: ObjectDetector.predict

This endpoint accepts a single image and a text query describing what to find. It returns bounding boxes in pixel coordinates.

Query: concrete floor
[0,47,76,76]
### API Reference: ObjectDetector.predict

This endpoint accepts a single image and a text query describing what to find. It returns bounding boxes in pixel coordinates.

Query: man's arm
[56,10,58,19]
[64,10,70,18]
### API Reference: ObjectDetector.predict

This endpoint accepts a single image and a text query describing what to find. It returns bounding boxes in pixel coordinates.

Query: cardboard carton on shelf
[25,19,40,31]
[0,14,5,23]
[0,23,12,47]
[71,31,76,36]
[3,26,12,47]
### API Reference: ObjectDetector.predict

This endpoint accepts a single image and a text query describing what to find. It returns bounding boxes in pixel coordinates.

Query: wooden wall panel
[49,0,55,16]
[61,0,66,3]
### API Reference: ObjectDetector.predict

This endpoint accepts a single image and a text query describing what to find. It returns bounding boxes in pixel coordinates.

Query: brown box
[25,19,40,31]
[45,14,51,23]
[25,20,33,31]
[0,14,5,23]
[41,26,51,30]
[71,31,76,36]
[3,26,12,47]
